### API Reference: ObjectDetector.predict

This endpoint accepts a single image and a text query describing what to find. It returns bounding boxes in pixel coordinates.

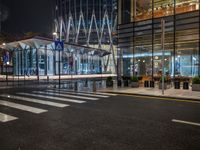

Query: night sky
[1,0,54,35]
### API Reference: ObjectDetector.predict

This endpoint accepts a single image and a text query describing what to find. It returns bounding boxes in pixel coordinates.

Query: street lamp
[161,18,165,95]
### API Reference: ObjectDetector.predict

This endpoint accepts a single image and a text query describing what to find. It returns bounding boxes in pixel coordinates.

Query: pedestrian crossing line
[17,93,85,104]
[34,91,99,101]
[0,112,18,122]
[57,89,118,96]
[0,94,69,108]
[46,89,109,98]
[0,100,47,114]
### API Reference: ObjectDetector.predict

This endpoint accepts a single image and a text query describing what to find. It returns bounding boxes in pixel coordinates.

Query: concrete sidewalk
[99,86,200,101]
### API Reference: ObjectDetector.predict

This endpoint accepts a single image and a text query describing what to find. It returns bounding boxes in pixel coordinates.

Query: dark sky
[1,0,54,35]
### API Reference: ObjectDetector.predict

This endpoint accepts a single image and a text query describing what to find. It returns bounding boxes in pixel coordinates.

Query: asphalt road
[0,87,200,150]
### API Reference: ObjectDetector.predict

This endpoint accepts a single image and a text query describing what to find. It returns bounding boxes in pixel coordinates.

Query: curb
[102,91,200,102]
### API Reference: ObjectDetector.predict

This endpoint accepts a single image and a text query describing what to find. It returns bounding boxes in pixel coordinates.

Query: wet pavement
[0,85,200,150]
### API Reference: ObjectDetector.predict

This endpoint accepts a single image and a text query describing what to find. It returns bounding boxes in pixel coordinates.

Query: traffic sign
[55,41,64,51]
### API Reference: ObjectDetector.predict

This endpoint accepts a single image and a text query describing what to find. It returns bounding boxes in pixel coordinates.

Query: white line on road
[57,89,117,96]
[1,94,69,108]
[172,119,200,127]
[33,91,99,101]
[0,100,47,114]
[0,112,18,122]
[47,89,109,98]
[17,93,85,104]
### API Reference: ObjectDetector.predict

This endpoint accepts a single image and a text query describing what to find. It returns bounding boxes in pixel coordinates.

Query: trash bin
[174,81,180,89]
[150,81,155,88]
[123,80,129,87]
[74,82,78,91]
[117,80,122,87]
[144,80,149,87]
[183,82,189,90]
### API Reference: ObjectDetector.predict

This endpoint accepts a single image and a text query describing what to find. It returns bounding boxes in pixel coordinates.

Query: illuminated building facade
[54,0,118,74]
[118,0,200,78]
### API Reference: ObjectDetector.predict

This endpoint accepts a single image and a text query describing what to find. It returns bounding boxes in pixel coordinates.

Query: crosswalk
[0,89,117,123]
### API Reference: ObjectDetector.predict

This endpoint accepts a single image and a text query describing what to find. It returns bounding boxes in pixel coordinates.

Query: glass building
[54,0,118,74]
[118,0,200,78]
[1,36,110,77]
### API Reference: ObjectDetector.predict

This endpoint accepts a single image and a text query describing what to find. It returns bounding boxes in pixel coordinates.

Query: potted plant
[192,77,200,91]
[106,76,113,87]
[159,77,168,89]
[130,76,139,88]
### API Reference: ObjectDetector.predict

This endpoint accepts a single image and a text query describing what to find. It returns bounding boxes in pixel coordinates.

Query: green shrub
[130,76,138,82]
[159,77,167,83]
[106,76,113,82]
[192,77,200,84]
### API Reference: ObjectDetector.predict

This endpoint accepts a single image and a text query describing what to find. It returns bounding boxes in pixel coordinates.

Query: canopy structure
[0,36,111,76]
[1,36,110,57]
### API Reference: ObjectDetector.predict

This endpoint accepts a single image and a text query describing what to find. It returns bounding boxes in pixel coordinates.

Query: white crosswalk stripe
[0,100,47,114]
[46,89,109,98]
[33,91,99,101]
[57,89,117,96]
[0,94,69,108]
[17,93,86,104]
[0,112,18,122]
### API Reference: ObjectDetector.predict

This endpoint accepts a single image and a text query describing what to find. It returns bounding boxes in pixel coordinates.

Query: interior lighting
[53,32,57,36]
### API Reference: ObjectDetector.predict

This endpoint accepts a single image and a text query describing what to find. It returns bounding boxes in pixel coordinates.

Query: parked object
[117,79,122,87]
[150,80,155,88]
[144,80,149,87]
[192,77,200,91]
[183,81,189,90]
[106,76,113,87]
[174,81,180,89]
[123,76,129,87]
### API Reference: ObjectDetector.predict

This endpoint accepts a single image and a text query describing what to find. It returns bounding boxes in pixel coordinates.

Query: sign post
[3,51,9,85]
[55,41,64,89]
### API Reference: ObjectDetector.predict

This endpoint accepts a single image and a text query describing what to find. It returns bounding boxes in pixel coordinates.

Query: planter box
[192,84,200,91]
[159,83,168,89]
[106,81,113,87]
[131,82,139,88]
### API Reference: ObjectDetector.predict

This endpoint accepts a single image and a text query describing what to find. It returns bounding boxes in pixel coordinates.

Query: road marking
[0,112,18,122]
[57,89,117,96]
[118,94,200,104]
[172,119,200,127]
[1,94,69,108]
[33,91,99,101]
[46,89,109,98]
[0,100,47,114]
[17,93,85,104]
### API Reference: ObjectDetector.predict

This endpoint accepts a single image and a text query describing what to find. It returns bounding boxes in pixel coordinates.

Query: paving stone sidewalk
[99,86,200,101]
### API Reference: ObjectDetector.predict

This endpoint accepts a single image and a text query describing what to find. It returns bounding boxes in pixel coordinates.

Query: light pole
[161,18,165,95]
